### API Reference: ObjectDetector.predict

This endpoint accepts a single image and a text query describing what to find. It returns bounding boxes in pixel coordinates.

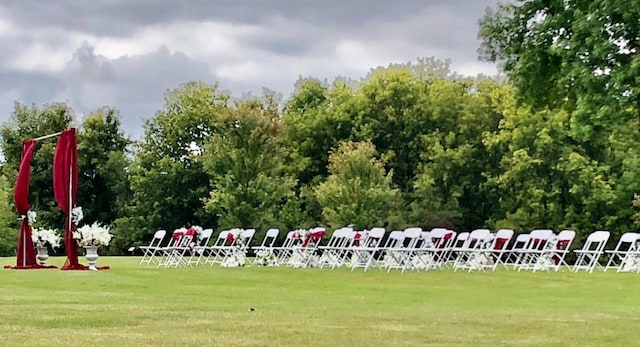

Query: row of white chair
[139,227,257,268]
[137,226,640,273]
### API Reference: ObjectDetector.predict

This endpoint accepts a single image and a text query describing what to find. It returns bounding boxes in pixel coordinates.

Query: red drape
[5,140,40,269]
[54,129,86,270]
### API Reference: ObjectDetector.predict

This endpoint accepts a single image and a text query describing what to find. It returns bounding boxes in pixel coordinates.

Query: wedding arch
[6,128,85,270]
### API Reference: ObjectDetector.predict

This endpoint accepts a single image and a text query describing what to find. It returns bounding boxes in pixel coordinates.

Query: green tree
[479,1,640,238]
[202,98,296,238]
[117,82,228,248]
[314,141,402,230]
[77,107,131,254]
[478,0,640,142]
[283,79,356,185]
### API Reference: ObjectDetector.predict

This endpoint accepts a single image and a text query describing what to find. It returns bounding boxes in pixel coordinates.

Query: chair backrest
[426,228,447,248]
[238,229,256,247]
[493,229,514,250]
[259,228,280,248]
[526,229,554,250]
[430,228,447,238]
[384,231,405,248]
[147,229,166,247]
[213,230,231,247]
[403,227,423,248]
[367,227,386,239]
[556,230,575,243]
[326,228,350,247]
[362,227,385,248]
[582,230,610,252]
[612,232,640,251]
[153,229,167,240]
[453,232,469,248]
[467,229,491,248]
[197,228,214,246]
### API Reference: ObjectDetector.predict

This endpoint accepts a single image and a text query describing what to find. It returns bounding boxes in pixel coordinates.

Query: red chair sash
[556,239,570,249]
[493,237,510,250]
[302,231,325,247]
[172,231,185,241]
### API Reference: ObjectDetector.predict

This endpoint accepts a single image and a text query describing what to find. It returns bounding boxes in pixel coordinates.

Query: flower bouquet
[73,222,113,247]
[31,228,61,249]
[254,249,277,267]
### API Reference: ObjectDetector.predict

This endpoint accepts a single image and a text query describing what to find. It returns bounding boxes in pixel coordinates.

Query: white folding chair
[139,229,166,266]
[573,231,610,273]
[288,227,326,268]
[204,230,232,266]
[504,233,530,268]
[413,228,448,270]
[350,227,386,271]
[457,229,511,272]
[486,229,514,271]
[544,229,575,272]
[252,228,280,266]
[377,230,406,270]
[187,228,213,266]
[160,229,196,268]
[516,229,555,271]
[452,229,492,272]
[604,232,640,272]
[386,227,423,273]
[444,232,469,267]
[317,227,352,269]
[272,231,297,266]
[220,228,256,267]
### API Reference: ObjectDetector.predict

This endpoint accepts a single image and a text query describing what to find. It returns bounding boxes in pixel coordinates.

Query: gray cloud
[0,0,502,139]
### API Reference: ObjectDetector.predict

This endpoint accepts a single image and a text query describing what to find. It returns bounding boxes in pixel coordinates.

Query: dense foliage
[0,1,638,254]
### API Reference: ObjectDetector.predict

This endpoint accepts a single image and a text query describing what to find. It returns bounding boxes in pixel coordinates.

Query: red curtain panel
[7,140,39,268]
[54,129,86,270]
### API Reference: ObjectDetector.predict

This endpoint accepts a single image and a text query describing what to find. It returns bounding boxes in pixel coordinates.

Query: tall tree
[117,82,228,248]
[202,98,296,237]
[314,141,402,230]
[77,107,131,253]
[479,0,640,238]
[478,0,640,142]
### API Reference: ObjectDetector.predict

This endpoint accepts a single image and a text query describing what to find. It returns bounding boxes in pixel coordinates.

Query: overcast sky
[0,0,501,139]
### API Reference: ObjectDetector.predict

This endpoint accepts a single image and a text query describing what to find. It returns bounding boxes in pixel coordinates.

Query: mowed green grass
[0,257,638,347]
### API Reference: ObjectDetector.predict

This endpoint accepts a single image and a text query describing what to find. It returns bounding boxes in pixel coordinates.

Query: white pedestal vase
[84,245,100,270]
[36,246,49,266]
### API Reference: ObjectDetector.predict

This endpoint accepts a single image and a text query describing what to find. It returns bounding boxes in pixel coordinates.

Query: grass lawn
[0,256,638,346]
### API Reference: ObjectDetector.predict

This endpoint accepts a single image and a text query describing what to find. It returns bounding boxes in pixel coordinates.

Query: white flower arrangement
[534,253,554,271]
[621,253,640,272]
[221,251,246,267]
[470,252,493,269]
[73,222,113,247]
[71,206,83,224]
[255,249,278,266]
[31,228,61,249]
[410,253,436,270]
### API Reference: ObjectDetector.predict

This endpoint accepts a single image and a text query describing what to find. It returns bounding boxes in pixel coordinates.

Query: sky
[0,0,502,139]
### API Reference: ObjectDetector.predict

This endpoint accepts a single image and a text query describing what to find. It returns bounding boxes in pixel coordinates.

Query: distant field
[0,257,637,346]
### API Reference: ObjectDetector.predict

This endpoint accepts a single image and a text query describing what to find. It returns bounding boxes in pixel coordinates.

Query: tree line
[0,0,638,255]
